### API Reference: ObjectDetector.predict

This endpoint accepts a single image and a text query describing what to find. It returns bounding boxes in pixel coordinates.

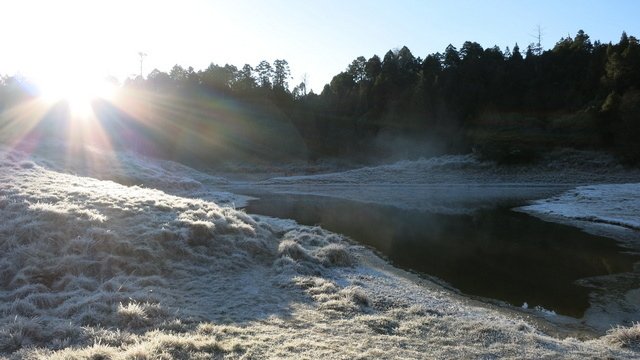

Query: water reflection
[246,193,639,317]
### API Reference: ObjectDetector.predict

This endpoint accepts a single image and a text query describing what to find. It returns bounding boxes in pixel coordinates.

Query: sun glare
[39,74,116,118]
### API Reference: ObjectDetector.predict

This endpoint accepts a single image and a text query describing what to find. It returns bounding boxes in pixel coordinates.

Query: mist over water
[246,193,639,318]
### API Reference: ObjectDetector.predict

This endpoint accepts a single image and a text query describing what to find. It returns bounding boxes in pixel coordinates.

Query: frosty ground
[1,145,639,359]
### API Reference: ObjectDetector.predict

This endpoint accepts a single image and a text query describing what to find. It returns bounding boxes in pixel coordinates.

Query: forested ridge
[2,30,639,165]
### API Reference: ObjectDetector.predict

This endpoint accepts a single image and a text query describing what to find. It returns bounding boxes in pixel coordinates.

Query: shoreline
[236,181,640,336]
[2,146,638,358]
[351,239,605,340]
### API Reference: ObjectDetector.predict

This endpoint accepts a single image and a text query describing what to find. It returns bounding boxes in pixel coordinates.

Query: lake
[244,192,639,318]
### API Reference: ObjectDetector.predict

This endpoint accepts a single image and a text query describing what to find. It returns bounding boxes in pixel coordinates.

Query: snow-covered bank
[520,183,640,232]
[262,149,640,186]
[4,141,250,207]
[1,148,639,358]
[250,150,640,214]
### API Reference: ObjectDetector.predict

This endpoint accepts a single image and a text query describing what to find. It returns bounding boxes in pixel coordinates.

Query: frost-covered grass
[251,149,640,214]
[261,149,640,186]
[606,323,640,350]
[0,148,638,358]
[4,140,246,206]
[520,183,640,231]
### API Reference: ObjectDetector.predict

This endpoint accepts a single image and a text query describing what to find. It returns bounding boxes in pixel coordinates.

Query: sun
[38,72,117,118]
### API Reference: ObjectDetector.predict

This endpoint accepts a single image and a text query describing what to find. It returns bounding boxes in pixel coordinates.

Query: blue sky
[1,0,639,92]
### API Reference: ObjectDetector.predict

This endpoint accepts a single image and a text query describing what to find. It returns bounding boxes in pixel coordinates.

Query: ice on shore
[520,183,640,232]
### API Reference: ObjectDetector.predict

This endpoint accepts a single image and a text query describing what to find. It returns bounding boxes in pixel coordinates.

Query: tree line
[1,30,640,164]
[300,30,640,163]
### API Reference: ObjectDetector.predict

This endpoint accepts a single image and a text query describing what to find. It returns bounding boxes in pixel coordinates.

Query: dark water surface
[245,193,639,318]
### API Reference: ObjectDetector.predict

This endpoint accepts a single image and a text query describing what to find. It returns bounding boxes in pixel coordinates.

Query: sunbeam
[39,74,116,119]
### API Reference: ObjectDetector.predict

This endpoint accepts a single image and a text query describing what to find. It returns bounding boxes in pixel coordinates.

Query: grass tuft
[316,243,355,267]
[277,240,315,263]
[606,323,640,349]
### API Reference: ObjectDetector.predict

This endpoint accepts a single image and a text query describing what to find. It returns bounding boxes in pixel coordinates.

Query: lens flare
[38,73,116,119]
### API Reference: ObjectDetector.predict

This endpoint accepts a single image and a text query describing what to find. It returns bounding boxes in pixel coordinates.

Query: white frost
[520,183,640,232]
[0,147,638,358]
[261,149,640,186]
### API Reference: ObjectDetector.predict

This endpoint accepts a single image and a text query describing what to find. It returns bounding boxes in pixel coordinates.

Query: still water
[245,192,639,318]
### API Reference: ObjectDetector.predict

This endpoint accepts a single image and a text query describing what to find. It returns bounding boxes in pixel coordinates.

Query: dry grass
[278,240,315,263]
[606,323,640,349]
[316,243,355,267]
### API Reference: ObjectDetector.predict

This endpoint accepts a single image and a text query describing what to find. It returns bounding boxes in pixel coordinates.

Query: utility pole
[138,52,147,78]
[301,73,308,96]
[529,25,544,56]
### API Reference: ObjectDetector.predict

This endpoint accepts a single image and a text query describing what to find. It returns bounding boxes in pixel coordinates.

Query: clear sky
[1,0,639,92]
